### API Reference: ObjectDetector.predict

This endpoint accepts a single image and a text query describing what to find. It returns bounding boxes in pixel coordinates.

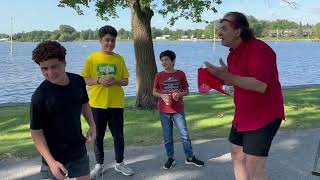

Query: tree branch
[280,0,300,9]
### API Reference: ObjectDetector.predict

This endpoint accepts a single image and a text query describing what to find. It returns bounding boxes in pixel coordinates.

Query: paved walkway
[0,128,319,180]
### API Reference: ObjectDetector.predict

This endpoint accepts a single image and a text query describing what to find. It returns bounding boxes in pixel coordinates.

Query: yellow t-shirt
[81,51,129,109]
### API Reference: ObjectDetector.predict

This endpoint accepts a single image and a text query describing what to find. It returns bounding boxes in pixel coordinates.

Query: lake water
[0,40,319,104]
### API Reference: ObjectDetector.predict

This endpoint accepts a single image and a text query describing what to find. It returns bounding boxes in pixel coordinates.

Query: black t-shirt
[30,73,89,164]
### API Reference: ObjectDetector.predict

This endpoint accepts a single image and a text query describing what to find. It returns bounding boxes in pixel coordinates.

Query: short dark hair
[32,41,66,64]
[159,50,176,61]
[221,12,254,40]
[99,25,117,39]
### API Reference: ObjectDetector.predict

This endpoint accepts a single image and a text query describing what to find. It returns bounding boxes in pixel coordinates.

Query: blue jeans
[160,112,193,159]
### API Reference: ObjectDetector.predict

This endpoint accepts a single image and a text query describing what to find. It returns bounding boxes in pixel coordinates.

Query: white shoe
[90,164,104,179]
[114,162,134,176]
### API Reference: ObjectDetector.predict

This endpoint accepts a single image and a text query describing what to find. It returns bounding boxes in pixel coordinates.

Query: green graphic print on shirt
[96,64,117,77]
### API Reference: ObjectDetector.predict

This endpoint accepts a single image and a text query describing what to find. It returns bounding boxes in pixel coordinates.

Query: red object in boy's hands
[198,68,230,95]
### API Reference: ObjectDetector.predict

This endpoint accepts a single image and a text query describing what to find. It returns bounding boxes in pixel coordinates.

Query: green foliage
[151,27,163,38]
[315,23,320,38]
[50,30,61,40]
[79,30,90,40]
[247,15,266,37]
[14,31,53,42]
[58,25,77,41]
[0,34,8,39]
[118,28,131,39]
[267,19,298,30]
[157,0,222,25]
[58,0,222,25]
[59,25,76,34]
[203,20,219,38]
[59,0,129,21]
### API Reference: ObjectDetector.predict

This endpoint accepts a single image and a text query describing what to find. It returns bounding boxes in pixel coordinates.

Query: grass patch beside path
[0,86,319,158]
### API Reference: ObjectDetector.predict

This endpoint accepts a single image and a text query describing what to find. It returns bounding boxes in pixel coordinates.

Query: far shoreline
[0,37,319,43]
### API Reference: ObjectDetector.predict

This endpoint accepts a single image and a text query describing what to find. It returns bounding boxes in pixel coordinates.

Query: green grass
[1,86,319,158]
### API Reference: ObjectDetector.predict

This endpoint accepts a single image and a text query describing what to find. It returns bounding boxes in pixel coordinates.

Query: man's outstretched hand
[204,58,228,79]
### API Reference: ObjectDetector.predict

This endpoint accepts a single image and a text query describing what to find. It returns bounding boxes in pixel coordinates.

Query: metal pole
[213,21,216,51]
[312,141,320,176]
[10,17,13,56]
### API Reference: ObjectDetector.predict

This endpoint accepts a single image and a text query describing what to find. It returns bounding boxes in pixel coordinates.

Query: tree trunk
[130,1,157,110]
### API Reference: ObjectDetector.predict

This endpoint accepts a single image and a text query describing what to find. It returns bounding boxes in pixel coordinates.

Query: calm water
[0,40,319,104]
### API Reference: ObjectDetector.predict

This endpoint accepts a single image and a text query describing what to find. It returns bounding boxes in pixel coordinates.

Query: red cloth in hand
[198,68,229,95]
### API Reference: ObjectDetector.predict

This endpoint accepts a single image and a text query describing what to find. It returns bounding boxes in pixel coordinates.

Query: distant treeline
[1,16,320,42]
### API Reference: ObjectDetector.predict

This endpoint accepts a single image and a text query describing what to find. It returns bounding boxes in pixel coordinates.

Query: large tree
[58,0,222,110]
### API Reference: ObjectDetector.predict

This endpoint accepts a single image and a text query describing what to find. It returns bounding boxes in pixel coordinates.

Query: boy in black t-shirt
[30,41,96,180]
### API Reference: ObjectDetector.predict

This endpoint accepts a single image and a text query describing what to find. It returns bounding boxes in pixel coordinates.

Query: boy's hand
[48,160,68,179]
[172,92,181,101]
[86,126,96,144]
[100,77,116,87]
[160,94,172,105]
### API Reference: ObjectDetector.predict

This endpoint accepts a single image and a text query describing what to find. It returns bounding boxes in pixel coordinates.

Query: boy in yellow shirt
[81,25,134,178]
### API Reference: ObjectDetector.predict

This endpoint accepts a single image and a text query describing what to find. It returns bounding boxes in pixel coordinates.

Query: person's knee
[113,135,124,142]
[179,131,190,140]
[164,137,173,144]
[245,155,266,175]
[162,132,173,141]
[231,148,245,162]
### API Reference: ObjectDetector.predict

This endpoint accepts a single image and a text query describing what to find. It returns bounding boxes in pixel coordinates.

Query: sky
[0,0,319,34]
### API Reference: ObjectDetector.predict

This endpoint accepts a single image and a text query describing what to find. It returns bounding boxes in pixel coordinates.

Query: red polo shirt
[153,70,189,113]
[227,38,285,131]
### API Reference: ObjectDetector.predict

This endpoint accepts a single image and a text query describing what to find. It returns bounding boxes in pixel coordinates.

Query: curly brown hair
[32,41,66,64]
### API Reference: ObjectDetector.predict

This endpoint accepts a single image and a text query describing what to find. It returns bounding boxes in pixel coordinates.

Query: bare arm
[222,73,267,93]
[177,89,189,97]
[205,60,267,93]
[172,88,189,101]
[31,130,55,165]
[152,88,162,98]
[31,130,68,179]
[153,88,189,98]
[81,102,96,144]
[83,77,99,86]
[153,88,170,104]
[84,77,128,87]
[115,78,128,86]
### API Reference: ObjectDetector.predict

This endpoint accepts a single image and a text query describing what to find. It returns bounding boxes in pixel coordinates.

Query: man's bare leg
[231,143,248,180]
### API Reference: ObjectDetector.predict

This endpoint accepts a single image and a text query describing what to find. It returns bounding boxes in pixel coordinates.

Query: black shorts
[40,154,90,179]
[228,119,282,157]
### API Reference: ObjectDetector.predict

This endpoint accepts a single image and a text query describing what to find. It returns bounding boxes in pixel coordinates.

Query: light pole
[10,17,13,56]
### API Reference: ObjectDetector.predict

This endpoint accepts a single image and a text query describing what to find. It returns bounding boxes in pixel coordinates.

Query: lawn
[0,86,319,158]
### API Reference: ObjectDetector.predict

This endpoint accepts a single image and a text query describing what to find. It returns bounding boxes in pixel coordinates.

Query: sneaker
[114,162,134,176]
[185,156,204,167]
[90,164,104,179]
[163,158,175,169]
